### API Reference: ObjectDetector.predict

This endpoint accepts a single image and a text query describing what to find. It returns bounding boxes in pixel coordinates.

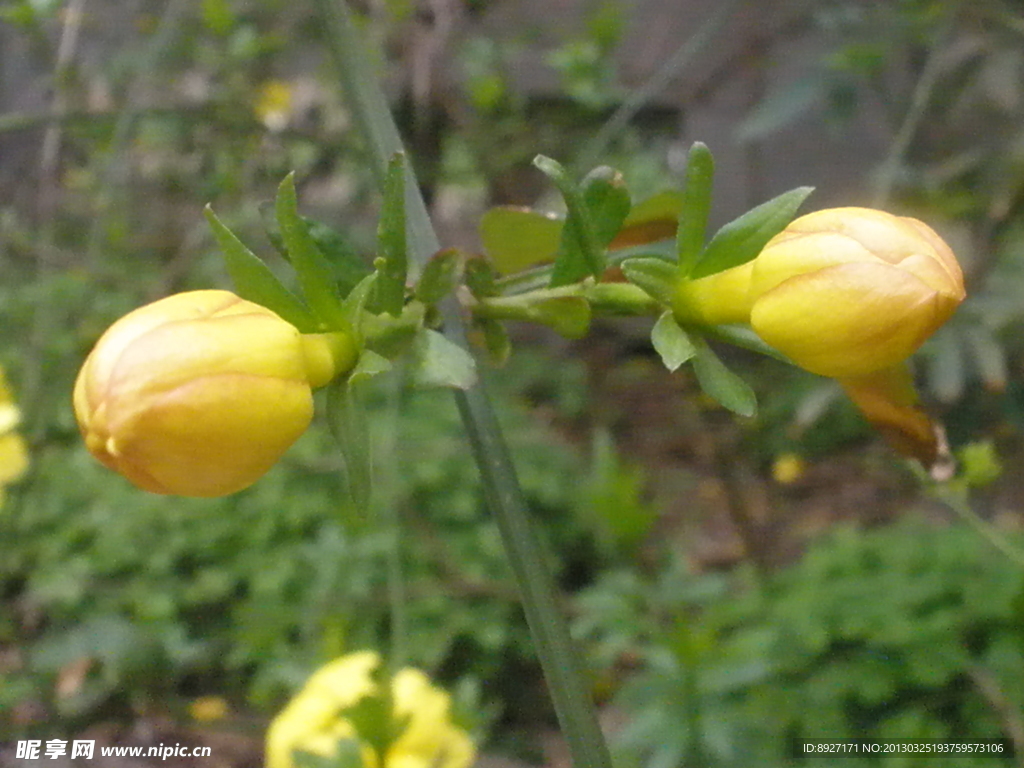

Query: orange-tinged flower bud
[73,290,356,497]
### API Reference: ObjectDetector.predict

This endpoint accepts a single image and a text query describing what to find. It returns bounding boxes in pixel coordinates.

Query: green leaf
[534,155,606,286]
[690,186,813,279]
[651,311,696,372]
[480,207,563,275]
[623,190,683,228]
[327,379,373,516]
[370,153,408,316]
[349,349,393,386]
[260,204,373,297]
[479,294,591,339]
[611,190,682,249]
[414,248,461,305]
[341,271,378,343]
[464,256,499,299]
[676,142,714,276]
[304,218,373,297]
[582,166,631,247]
[410,329,477,390]
[276,173,349,328]
[619,257,678,306]
[474,317,511,366]
[204,205,317,332]
[691,338,756,417]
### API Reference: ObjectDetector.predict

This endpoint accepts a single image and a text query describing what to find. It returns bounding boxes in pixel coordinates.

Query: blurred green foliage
[576,516,1024,767]
[3,0,1024,763]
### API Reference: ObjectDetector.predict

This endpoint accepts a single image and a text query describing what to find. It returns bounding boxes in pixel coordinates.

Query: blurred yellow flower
[0,367,29,506]
[266,651,475,768]
[74,290,355,497]
[190,695,230,723]
[771,453,806,485]
[256,80,294,132]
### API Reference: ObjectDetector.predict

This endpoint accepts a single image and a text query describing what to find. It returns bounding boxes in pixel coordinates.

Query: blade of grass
[314,2,613,766]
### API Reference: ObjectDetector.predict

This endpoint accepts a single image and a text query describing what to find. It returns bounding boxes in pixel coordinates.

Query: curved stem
[575,0,744,173]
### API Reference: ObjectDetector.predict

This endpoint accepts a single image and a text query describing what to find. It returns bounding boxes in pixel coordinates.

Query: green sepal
[479,207,562,275]
[341,667,410,763]
[305,218,374,297]
[341,271,378,344]
[204,205,318,332]
[415,248,462,305]
[260,203,372,297]
[464,256,500,299]
[533,155,607,287]
[410,329,477,390]
[327,378,374,517]
[676,142,714,276]
[691,337,756,417]
[651,311,697,372]
[276,173,350,328]
[690,186,813,279]
[619,256,678,306]
[369,152,409,316]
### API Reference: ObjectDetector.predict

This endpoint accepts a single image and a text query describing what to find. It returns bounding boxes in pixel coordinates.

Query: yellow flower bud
[673,208,965,470]
[266,651,475,768]
[73,290,356,497]
[748,208,964,378]
[674,207,965,378]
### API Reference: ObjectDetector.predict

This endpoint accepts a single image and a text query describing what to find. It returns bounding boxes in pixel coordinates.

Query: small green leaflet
[276,173,349,328]
[533,155,608,287]
[620,257,678,306]
[581,166,631,247]
[651,311,696,372]
[410,329,477,390]
[327,378,373,517]
[689,186,813,280]
[479,207,563,275]
[676,142,714,276]
[414,248,462,305]
[691,337,757,417]
[370,152,408,316]
[204,205,318,332]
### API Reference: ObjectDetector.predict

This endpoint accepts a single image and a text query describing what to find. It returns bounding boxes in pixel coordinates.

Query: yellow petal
[751,262,959,378]
[108,374,312,497]
[0,433,29,485]
[751,229,884,299]
[838,363,946,471]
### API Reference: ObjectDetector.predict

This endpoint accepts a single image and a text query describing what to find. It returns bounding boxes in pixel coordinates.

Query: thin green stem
[936,482,1024,570]
[84,0,188,271]
[872,19,952,207]
[314,3,613,766]
[574,0,744,173]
